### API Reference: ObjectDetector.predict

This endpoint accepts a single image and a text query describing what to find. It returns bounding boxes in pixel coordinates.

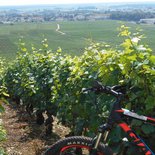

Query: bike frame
[91,98,155,155]
[118,110,155,155]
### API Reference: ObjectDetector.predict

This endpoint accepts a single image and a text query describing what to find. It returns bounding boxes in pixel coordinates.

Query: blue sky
[0,0,155,6]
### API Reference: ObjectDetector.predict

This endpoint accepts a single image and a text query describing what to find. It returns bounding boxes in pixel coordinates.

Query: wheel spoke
[75,148,83,155]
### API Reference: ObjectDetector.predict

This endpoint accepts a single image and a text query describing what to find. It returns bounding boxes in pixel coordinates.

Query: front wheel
[43,136,113,155]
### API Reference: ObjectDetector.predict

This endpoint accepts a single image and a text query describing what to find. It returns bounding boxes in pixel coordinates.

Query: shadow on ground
[1,101,69,155]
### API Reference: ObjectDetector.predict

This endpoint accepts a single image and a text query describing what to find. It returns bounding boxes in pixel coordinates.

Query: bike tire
[43,136,113,155]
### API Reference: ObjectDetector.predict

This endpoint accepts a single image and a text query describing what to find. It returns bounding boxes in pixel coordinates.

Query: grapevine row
[1,26,155,152]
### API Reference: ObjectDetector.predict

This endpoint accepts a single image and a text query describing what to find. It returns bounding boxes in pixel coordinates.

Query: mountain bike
[43,81,155,155]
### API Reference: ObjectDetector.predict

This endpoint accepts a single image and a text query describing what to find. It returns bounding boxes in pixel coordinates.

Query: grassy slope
[0,20,154,60]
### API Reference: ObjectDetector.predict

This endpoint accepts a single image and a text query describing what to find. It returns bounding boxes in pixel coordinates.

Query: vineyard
[1,20,155,61]
[0,25,155,154]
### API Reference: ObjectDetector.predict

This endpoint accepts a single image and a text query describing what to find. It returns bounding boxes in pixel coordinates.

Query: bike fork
[90,131,110,155]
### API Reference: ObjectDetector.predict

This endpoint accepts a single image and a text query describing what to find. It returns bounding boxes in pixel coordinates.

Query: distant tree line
[109,10,155,21]
[1,8,155,23]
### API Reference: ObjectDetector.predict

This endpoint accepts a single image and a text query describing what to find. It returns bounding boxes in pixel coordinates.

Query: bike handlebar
[82,81,125,98]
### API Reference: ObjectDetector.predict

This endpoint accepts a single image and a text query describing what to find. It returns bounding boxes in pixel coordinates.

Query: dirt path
[0,102,69,155]
[56,24,66,35]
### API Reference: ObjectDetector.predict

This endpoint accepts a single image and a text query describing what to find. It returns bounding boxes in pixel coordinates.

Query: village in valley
[0,2,155,24]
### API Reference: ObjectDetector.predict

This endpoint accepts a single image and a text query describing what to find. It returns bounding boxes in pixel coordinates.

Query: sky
[0,0,155,6]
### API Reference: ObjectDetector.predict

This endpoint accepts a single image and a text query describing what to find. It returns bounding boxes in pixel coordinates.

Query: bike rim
[60,144,104,155]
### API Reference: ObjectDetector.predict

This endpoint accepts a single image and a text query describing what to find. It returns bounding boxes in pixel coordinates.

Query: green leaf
[21,48,27,52]
[2,92,9,97]
[131,119,143,126]
[141,124,155,134]
[149,55,155,63]
[145,96,155,111]
[0,105,4,113]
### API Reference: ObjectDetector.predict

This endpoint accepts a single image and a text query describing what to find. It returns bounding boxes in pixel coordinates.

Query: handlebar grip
[82,87,94,93]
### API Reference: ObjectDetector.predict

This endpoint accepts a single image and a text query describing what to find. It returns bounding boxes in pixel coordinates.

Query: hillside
[0,20,155,61]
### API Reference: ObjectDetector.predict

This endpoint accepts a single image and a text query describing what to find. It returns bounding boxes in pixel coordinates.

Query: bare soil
[0,102,69,155]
